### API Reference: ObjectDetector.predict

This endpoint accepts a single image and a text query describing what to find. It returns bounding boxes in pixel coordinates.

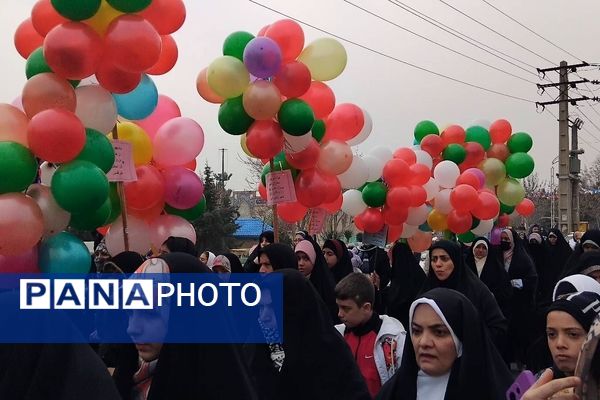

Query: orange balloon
[146,35,178,75]
[242,81,282,120]
[0,193,44,256]
[31,0,68,37]
[408,230,432,253]
[196,67,224,104]
[14,18,43,59]
[22,72,76,118]
[0,104,29,146]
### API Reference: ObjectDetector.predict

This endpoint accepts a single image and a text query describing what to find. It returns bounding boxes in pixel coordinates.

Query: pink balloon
[135,95,181,139]
[0,246,39,273]
[0,193,44,256]
[106,215,151,256]
[161,167,205,209]
[149,214,196,247]
[153,117,204,167]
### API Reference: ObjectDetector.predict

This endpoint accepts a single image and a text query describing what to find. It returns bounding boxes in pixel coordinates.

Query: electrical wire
[248,0,535,103]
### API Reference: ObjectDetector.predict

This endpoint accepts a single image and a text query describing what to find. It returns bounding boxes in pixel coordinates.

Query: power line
[546,107,600,153]
[576,106,600,138]
[385,0,539,75]
[479,0,583,62]
[436,0,555,65]
[248,0,535,103]
[343,0,537,84]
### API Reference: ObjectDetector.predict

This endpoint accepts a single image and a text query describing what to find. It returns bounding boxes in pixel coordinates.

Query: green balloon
[507,132,533,153]
[505,152,535,179]
[51,0,101,21]
[69,197,111,230]
[165,196,207,222]
[443,230,456,241]
[361,182,387,207]
[442,143,466,164]
[414,120,439,143]
[223,31,255,61]
[75,129,115,173]
[419,223,432,232]
[26,47,79,87]
[51,160,109,213]
[278,99,315,136]
[312,120,326,142]
[457,231,476,243]
[465,126,491,150]
[106,0,151,12]
[218,96,254,135]
[471,217,480,230]
[105,183,122,225]
[0,142,37,194]
[500,202,515,215]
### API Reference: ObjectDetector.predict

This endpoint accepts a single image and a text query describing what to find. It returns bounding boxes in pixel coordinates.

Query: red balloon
[277,201,307,223]
[273,61,311,98]
[146,35,178,75]
[408,185,427,207]
[181,159,196,171]
[420,134,444,157]
[354,212,365,231]
[321,172,342,203]
[138,0,186,35]
[449,184,478,213]
[383,205,408,226]
[27,108,85,163]
[456,171,481,189]
[43,22,104,80]
[487,143,510,162]
[440,125,465,146]
[31,0,68,37]
[386,186,412,209]
[129,200,165,222]
[96,59,141,94]
[105,15,161,73]
[14,18,44,59]
[361,207,385,233]
[489,119,512,144]
[124,165,165,210]
[462,142,485,168]
[285,138,320,170]
[298,81,335,119]
[322,193,343,214]
[382,158,410,187]
[264,19,305,62]
[258,183,267,200]
[447,210,472,234]
[388,224,403,243]
[516,198,535,217]
[393,147,416,165]
[97,225,109,236]
[295,168,327,208]
[325,103,364,142]
[246,120,284,159]
[498,214,510,228]
[257,25,269,36]
[472,191,500,220]
[409,163,431,186]
[22,72,76,118]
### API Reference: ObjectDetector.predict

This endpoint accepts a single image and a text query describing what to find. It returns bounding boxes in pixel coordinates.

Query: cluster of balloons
[340,119,536,251]
[1,0,205,273]
[198,19,373,223]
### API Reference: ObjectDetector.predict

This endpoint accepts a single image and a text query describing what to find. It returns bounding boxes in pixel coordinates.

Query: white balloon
[283,132,312,153]
[26,184,70,238]
[106,216,152,256]
[400,223,418,238]
[347,109,372,146]
[472,218,494,236]
[406,204,429,226]
[40,161,58,186]
[364,155,386,182]
[434,160,460,188]
[433,189,453,214]
[342,189,367,217]
[423,178,440,201]
[75,85,118,134]
[414,150,433,169]
[369,146,393,163]
[338,155,369,189]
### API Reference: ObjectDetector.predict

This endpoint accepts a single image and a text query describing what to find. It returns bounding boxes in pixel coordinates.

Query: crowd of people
[5,225,600,399]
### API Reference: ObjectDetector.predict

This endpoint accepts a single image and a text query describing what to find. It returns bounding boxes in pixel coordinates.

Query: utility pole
[217,148,232,190]
[536,61,599,234]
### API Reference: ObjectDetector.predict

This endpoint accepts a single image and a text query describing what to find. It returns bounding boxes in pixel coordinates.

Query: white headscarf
[472,239,488,278]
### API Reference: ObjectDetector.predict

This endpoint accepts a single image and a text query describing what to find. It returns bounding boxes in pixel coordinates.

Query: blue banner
[0,273,283,344]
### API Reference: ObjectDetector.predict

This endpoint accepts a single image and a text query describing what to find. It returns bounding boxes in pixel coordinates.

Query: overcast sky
[2,0,600,190]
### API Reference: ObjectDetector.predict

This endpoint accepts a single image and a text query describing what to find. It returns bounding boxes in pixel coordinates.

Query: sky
[2,0,600,190]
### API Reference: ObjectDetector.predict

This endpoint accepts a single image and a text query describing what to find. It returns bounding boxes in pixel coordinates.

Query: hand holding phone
[506,370,536,400]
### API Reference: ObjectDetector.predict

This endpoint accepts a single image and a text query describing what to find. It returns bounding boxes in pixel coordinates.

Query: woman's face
[583,243,600,252]
[296,251,314,277]
[259,253,273,273]
[127,307,169,362]
[199,252,208,264]
[430,248,454,281]
[473,244,487,259]
[411,304,457,377]
[260,236,271,248]
[546,310,587,374]
[548,234,558,246]
[323,248,338,268]
[293,234,304,246]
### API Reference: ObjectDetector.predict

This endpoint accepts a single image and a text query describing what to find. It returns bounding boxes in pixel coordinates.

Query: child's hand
[370,272,380,290]
[522,369,580,400]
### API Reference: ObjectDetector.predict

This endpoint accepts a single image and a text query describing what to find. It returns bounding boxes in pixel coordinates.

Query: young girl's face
[546,310,587,374]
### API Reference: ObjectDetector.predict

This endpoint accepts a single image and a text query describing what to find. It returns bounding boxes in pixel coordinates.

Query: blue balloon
[39,232,91,273]
[113,74,158,120]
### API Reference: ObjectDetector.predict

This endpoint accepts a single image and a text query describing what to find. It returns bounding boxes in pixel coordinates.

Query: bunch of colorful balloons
[340,119,536,250]
[1,0,205,273]
[197,19,373,223]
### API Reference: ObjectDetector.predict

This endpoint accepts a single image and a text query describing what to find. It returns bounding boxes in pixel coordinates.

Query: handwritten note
[107,140,137,182]
[308,208,327,235]
[363,225,389,248]
[266,170,296,205]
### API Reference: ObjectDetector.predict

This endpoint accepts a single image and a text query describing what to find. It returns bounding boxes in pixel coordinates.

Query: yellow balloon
[496,178,525,207]
[427,209,448,232]
[207,56,250,99]
[84,0,123,36]
[479,158,506,186]
[240,134,258,158]
[111,121,153,166]
[298,38,347,81]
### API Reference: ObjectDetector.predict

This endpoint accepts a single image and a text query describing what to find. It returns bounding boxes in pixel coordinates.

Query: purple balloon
[490,226,502,245]
[465,167,485,188]
[162,167,205,210]
[243,37,282,79]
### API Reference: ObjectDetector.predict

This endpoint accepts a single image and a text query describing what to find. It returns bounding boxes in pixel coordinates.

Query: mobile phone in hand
[506,370,536,400]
